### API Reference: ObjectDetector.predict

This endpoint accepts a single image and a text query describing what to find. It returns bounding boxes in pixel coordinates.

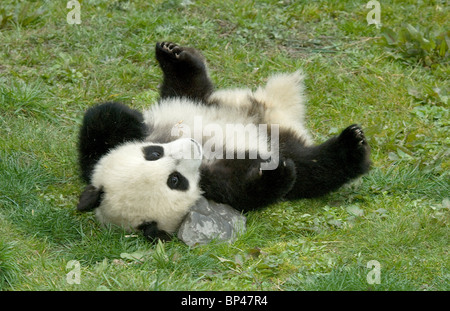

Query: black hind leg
[282,124,371,199]
[155,42,214,101]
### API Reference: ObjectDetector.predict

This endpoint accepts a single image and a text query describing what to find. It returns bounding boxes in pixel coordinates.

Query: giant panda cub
[77,42,371,242]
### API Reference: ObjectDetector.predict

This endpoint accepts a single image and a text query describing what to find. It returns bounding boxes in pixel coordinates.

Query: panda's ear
[77,185,103,212]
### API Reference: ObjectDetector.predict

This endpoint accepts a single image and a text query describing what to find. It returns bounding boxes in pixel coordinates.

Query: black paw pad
[157,41,183,59]
[339,124,368,149]
[338,124,371,173]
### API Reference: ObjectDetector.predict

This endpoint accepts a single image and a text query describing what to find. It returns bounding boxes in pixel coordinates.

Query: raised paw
[155,41,207,70]
[338,124,371,174]
[155,41,213,101]
[339,124,367,148]
[156,41,183,61]
[157,41,183,59]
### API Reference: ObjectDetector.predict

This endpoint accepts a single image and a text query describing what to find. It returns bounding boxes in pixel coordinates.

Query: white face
[90,138,203,233]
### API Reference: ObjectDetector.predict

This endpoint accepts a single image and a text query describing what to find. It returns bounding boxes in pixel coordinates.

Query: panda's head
[77,138,203,241]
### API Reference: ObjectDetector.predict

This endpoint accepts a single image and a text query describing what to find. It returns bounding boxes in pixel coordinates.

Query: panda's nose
[167,138,203,160]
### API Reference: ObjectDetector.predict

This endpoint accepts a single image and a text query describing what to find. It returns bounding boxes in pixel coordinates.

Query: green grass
[0,0,448,291]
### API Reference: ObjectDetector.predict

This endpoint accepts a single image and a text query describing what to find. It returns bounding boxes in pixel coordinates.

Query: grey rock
[177,197,246,246]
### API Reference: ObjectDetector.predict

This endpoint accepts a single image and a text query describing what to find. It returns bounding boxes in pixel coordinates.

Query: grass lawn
[0,0,448,291]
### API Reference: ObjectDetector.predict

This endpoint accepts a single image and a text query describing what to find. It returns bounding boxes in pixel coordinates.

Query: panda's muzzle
[166,138,203,161]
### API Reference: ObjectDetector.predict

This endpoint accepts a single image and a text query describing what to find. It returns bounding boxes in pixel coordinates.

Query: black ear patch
[77,185,104,212]
[78,102,148,183]
[138,221,172,243]
[142,145,164,161]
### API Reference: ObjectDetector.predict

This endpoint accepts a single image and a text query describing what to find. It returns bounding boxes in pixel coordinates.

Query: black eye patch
[167,172,189,191]
[142,145,164,161]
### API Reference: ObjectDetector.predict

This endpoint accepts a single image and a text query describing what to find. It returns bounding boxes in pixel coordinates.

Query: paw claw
[340,124,367,147]
[157,42,183,59]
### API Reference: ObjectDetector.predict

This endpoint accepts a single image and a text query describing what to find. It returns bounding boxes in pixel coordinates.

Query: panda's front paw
[338,124,371,174]
[156,41,207,67]
[239,157,296,211]
[157,41,183,59]
[258,157,296,195]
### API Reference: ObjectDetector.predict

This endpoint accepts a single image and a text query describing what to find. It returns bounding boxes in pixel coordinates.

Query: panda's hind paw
[338,124,371,174]
[339,124,368,151]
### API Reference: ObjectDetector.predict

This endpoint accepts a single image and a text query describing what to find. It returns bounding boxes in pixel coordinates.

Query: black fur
[167,172,190,191]
[200,155,296,212]
[142,145,164,161]
[156,42,214,101]
[78,102,147,182]
[77,185,103,212]
[138,221,172,243]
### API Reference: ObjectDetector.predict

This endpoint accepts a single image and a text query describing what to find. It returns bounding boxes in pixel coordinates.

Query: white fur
[208,88,253,110]
[254,71,313,144]
[91,139,202,233]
